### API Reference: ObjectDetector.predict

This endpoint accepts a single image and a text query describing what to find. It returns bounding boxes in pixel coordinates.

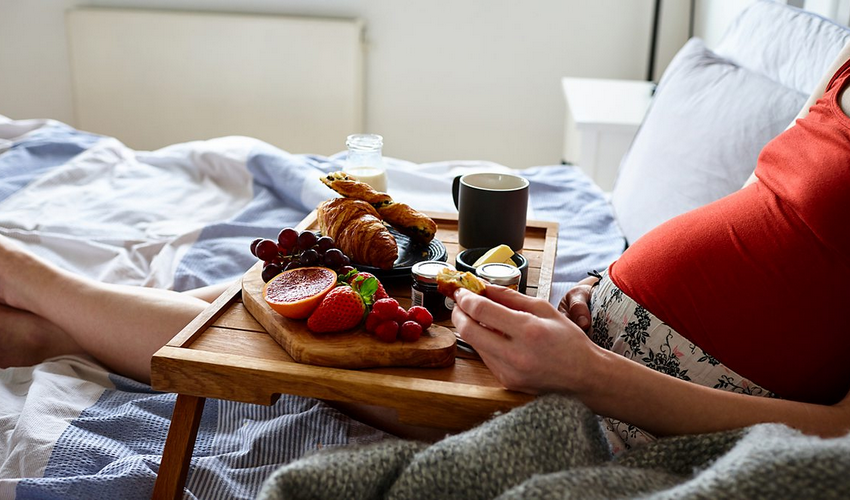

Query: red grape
[323,248,344,269]
[277,228,298,251]
[255,239,279,261]
[251,226,356,276]
[297,231,317,249]
[316,236,335,253]
[300,248,319,266]
[261,262,282,282]
[249,238,263,257]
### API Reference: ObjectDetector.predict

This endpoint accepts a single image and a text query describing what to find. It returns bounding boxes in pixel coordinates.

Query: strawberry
[407,306,433,330]
[374,320,399,343]
[307,285,367,333]
[372,298,400,321]
[348,272,389,301]
[399,321,422,342]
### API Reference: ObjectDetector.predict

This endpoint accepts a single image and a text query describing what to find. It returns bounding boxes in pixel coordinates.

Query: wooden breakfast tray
[149,211,557,499]
[151,211,557,431]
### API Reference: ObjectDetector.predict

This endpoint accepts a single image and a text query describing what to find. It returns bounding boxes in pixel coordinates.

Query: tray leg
[153,394,206,500]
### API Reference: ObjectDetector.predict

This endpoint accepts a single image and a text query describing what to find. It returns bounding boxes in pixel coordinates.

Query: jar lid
[478,263,521,282]
[346,134,383,151]
[411,260,455,284]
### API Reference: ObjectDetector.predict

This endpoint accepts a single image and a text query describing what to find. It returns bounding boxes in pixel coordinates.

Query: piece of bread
[317,198,398,269]
[321,171,437,245]
[436,268,487,297]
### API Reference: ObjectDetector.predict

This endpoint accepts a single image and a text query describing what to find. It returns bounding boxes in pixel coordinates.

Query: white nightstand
[562,77,655,192]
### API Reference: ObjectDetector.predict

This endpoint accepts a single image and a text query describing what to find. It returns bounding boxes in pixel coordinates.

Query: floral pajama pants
[589,269,776,454]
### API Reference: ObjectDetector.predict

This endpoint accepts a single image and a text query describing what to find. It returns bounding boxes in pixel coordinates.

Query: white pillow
[715,0,850,95]
[611,38,806,244]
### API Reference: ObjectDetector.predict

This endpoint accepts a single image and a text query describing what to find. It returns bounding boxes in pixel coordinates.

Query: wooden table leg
[152,394,206,500]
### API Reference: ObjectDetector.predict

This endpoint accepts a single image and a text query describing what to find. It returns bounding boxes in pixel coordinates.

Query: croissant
[321,172,392,207]
[321,171,437,244]
[317,198,398,269]
[376,202,437,245]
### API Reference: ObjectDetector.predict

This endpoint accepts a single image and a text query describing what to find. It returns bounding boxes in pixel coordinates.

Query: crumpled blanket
[257,394,850,500]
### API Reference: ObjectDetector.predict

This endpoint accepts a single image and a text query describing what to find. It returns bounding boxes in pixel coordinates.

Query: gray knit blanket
[257,395,850,500]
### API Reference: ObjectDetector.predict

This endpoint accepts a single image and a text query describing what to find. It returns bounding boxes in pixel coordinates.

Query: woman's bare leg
[0,283,232,371]
[0,237,461,439]
[0,236,209,383]
[182,282,233,302]
[0,303,86,367]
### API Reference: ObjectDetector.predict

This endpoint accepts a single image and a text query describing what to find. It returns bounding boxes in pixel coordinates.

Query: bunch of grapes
[250,228,355,282]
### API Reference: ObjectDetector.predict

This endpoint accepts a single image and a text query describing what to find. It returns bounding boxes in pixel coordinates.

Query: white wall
[1,0,688,167]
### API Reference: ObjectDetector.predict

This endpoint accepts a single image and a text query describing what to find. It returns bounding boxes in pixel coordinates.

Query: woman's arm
[742,40,850,188]
[453,286,850,439]
[585,345,850,438]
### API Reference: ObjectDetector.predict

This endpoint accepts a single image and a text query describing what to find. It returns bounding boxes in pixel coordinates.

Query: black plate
[353,227,447,279]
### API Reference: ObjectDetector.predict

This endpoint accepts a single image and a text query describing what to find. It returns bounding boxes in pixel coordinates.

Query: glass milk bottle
[345,134,388,193]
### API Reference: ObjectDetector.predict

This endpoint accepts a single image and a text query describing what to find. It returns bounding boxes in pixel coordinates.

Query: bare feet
[0,304,85,368]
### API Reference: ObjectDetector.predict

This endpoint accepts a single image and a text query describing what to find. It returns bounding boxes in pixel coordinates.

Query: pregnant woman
[451,43,850,451]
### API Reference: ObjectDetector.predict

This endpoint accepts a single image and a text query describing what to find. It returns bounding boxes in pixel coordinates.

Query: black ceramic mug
[452,172,529,251]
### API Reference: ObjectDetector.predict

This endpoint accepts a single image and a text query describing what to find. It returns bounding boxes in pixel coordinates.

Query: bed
[2,1,850,499]
[0,115,622,499]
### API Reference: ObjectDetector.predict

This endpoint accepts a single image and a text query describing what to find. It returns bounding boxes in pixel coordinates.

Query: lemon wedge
[472,244,516,268]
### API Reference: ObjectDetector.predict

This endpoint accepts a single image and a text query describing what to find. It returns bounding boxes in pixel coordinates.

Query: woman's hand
[454,283,850,439]
[451,285,600,395]
[557,275,599,331]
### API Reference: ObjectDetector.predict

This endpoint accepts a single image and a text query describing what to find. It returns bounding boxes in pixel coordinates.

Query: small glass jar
[345,133,388,192]
[411,260,456,322]
[477,263,521,290]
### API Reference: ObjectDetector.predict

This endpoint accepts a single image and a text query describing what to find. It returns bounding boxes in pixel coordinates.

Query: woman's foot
[0,303,85,368]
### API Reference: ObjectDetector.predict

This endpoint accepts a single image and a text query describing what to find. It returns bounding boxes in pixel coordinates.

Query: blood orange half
[263,267,337,319]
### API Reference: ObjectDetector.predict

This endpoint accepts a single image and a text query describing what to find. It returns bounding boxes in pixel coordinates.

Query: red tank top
[609,58,850,405]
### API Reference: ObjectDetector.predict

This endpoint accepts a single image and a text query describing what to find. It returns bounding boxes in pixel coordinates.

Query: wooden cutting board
[241,263,456,369]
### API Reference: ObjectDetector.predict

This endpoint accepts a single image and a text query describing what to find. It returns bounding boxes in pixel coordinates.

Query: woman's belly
[608,183,849,405]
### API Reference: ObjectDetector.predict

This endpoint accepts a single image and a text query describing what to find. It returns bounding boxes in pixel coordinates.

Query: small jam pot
[477,263,521,290]
[411,260,456,322]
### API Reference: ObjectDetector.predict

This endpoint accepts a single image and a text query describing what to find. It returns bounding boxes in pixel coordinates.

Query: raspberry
[407,306,433,330]
[394,306,409,323]
[373,298,400,321]
[365,311,382,333]
[399,321,422,342]
[374,285,390,301]
[374,320,399,343]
